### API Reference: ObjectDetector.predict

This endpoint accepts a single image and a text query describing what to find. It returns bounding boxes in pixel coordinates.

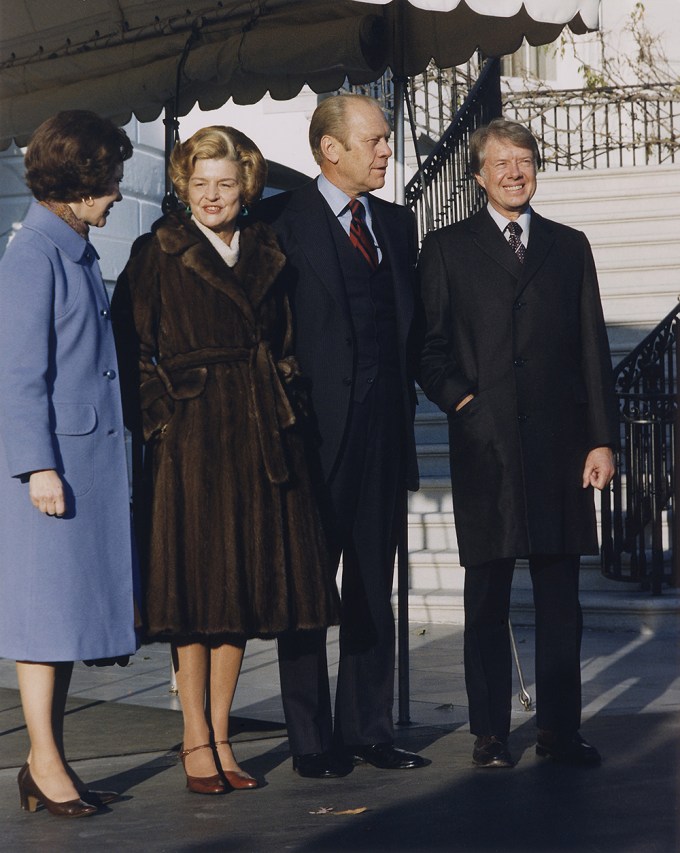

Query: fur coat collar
[152,211,286,325]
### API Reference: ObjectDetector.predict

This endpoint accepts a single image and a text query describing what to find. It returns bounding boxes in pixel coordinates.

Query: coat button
[517,413,528,422]
[100,308,109,318]
[513,357,526,367]
[367,377,374,384]
[342,377,352,386]
[103,369,117,379]
[345,336,352,346]
[513,301,525,310]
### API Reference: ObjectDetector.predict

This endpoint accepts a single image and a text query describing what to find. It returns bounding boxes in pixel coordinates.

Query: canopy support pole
[162,102,181,213]
[393,76,406,206]
[394,72,411,727]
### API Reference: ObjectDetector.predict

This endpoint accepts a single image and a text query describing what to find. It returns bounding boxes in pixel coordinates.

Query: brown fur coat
[112,212,339,639]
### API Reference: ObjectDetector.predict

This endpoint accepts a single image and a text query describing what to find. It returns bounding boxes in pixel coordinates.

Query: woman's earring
[240,204,249,217]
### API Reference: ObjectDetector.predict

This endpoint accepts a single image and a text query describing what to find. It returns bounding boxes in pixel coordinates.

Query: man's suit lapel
[287,182,351,324]
[515,211,556,298]
[469,207,557,298]
[470,207,522,279]
[372,200,414,338]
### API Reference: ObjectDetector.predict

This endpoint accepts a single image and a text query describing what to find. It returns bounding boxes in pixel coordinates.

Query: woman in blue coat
[0,111,137,817]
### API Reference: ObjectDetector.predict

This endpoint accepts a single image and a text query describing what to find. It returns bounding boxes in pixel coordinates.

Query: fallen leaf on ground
[309,806,368,816]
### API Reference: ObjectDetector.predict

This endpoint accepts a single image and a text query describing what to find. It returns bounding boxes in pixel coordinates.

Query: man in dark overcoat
[417,118,618,769]
[261,93,425,777]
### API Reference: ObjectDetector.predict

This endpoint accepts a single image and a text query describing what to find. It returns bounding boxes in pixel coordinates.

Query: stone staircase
[533,164,680,360]
[404,164,680,629]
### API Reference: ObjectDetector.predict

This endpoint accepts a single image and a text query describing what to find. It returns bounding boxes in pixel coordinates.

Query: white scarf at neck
[192,216,240,267]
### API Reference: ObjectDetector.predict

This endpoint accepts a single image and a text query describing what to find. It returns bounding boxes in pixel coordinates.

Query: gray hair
[469,118,541,175]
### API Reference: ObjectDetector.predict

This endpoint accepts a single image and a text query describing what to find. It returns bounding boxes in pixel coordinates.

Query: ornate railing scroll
[601,303,680,592]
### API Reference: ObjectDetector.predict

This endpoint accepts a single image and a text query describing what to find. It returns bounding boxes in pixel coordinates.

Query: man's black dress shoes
[536,731,601,766]
[472,736,514,768]
[349,743,427,770]
[292,752,353,778]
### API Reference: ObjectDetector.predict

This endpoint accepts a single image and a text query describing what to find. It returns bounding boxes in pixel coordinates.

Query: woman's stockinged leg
[172,642,219,777]
[16,660,80,803]
[52,661,85,790]
[210,642,251,776]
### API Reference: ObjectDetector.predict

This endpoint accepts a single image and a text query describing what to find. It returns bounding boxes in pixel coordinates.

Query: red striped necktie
[348,198,379,271]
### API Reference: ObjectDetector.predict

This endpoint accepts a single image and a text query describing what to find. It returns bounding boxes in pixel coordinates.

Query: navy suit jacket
[260,180,420,490]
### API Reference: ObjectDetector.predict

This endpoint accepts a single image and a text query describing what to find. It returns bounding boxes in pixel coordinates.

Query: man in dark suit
[262,93,425,778]
[418,118,618,769]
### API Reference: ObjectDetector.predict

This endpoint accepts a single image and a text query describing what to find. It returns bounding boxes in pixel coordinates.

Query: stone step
[588,216,680,245]
[415,444,451,478]
[593,241,680,267]
[414,412,449,445]
[400,586,680,634]
[396,551,680,633]
[408,475,453,512]
[534,164,680,209]
[600,287,679,326]
[532,164,680,349]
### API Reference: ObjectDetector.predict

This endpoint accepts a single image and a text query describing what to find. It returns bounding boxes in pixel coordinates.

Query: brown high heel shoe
[18,763,97,817]
[180,744,226,795]
[214,740,259,789]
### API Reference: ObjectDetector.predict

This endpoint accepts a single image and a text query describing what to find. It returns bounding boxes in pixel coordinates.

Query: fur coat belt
[140,344,300,484]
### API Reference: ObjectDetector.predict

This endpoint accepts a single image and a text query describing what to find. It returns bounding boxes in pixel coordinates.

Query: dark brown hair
[25,110,133,202]
[469,118,541,175]
[169,126,267,208]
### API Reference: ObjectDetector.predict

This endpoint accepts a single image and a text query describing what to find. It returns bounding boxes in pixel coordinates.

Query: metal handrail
[601,302,680,592]
[404,57,502,241]
[503,82,680,171]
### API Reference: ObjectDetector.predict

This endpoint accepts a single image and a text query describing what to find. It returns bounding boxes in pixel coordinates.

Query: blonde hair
[169,125,267,207]
[309,94,387,165]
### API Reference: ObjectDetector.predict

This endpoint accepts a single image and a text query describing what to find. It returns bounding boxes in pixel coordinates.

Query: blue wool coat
[0,202,137,661]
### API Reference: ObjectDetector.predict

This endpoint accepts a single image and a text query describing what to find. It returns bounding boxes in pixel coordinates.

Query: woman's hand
[29,469,66,516]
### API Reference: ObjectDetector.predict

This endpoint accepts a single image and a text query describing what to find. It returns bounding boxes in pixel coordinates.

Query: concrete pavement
[0,620,679,852]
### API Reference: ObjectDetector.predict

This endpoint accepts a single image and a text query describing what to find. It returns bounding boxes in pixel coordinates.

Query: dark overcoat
[261,181,420,490]
[418,207,619,567]
[111,213,339,640]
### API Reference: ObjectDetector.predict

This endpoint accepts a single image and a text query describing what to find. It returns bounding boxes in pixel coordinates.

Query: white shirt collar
[486,203,532,246]
[317,173,373,223]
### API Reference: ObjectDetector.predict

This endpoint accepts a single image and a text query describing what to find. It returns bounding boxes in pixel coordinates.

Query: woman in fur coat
[112,126,339,794]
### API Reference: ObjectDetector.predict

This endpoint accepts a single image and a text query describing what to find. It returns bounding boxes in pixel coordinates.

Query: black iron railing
[347,57,483,145]
[404,58,502,242]
[601,303,680,593]
[503,83,680,171]
[405,58,483,145]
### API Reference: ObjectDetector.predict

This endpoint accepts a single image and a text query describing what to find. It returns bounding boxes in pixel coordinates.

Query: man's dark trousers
[464,554,583,739]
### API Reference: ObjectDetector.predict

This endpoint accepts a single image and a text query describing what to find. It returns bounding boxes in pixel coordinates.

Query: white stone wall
[0,146,32,258]
[90,118,166,288]
[0,117,165,289]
